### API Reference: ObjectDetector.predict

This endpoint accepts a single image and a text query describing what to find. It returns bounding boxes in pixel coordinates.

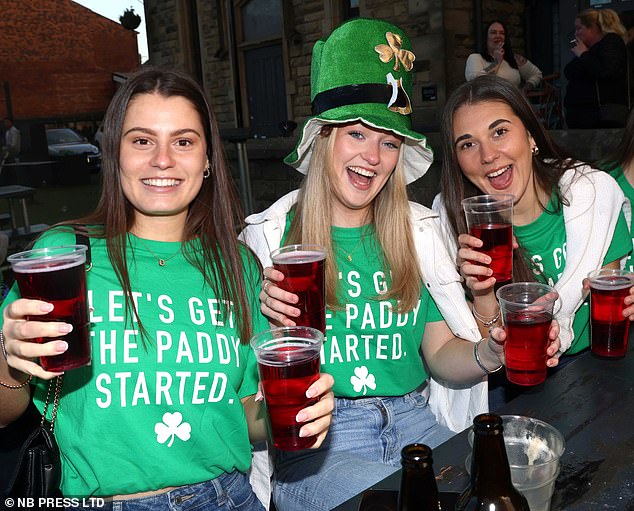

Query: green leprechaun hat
[284,17,433,184]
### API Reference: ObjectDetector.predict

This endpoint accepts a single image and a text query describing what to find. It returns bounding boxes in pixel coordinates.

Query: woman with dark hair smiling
[0,67,334,509]
[465,20,542,92]
[434,75,633,407]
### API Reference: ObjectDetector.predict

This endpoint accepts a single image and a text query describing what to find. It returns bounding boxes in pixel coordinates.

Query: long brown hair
[440,75,580,283]
[62,67,256,343]
[285,125,421,312]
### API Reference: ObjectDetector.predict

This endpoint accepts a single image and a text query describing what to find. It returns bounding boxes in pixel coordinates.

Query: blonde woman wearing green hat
[241,19,561,510]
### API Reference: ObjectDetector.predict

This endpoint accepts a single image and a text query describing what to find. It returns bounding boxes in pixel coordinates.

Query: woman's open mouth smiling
[486,164,513,189]
[347,166,376,189]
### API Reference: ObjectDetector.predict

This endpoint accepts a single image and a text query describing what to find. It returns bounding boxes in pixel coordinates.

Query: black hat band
[312,83,409,115]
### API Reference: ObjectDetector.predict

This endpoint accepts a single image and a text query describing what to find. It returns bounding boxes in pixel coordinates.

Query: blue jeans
[76,472,265,511]
[273,387,454,511]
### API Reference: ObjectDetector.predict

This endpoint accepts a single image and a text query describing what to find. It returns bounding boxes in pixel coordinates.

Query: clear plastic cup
[462,194,514,283]
[467,415,565,511]
[7,245,91,371]
[250,326,324,451]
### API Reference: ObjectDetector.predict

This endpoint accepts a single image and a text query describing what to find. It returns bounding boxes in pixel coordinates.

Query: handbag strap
[40,374,63,432]
[75,231,92,271]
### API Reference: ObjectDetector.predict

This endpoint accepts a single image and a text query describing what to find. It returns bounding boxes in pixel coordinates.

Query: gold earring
[203,161,211,178]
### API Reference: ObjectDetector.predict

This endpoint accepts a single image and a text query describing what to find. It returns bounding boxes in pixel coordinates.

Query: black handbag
[5,375,63,499]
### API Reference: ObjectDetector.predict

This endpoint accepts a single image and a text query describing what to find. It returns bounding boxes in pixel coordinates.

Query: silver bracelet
[472,304,501,327]
[474,338,503,375]
[0,329,7,360]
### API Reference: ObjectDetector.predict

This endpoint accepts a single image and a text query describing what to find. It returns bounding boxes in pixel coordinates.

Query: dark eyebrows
[489,118,511,129]
[122,127,203,138]
[453,118,512,146]
[454,133,472,146]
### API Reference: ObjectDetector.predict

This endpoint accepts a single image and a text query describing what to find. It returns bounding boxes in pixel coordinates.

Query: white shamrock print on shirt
[350,366,376,395]
[155,412,192,447]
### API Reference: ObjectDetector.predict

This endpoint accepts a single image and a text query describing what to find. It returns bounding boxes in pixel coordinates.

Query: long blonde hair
[286,125,421,312]
[578,8,626,39]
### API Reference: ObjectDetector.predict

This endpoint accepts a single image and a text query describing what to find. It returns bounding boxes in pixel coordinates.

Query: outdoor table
[0,185,36,234]
[334,339,634,510]
[2,160,58,187]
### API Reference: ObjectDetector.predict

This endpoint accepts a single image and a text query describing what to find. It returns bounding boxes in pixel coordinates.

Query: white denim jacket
[240,190,488,429]
[433,165,631,353]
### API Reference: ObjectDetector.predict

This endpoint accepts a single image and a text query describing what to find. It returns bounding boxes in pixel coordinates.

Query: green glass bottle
[456,413,530,511]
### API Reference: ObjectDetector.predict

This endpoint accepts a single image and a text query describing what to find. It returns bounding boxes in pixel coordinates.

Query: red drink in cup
[8,245,91,372]
[251,326,323,451]
[271,245,326,333]
[504,312,552,385]
[497,282,558,386]
[462,195,514,283]
[469,223,513,283]
[588,269,634,358]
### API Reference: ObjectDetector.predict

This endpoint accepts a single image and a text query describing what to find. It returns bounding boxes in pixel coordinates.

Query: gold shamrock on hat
[374,32,416,72]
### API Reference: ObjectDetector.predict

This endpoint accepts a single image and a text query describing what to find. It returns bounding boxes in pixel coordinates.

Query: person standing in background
[2,118,20,162]
[465,20,542,93]
[564,8,629,128]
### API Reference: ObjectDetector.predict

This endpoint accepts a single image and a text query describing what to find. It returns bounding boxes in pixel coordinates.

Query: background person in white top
[465,20,542,92]
[3,117,20,162]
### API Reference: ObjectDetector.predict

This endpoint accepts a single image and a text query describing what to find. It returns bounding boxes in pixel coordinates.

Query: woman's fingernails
[41,303,54,312]
[59,324,73,334]
[296,411,307,423]
[56,341,68,353]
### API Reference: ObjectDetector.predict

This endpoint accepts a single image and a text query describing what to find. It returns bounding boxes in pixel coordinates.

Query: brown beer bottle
[397,443,441,511]
[455,413,530,511]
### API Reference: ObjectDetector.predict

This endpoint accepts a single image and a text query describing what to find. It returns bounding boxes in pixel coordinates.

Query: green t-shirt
[1,229,269,497]
[282,220,443,398]
[514,195,631,354]
[608,165,634,272]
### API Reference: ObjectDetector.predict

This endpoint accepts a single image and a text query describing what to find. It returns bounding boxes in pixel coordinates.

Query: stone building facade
[144,0,531,134]
[142,0,625,212]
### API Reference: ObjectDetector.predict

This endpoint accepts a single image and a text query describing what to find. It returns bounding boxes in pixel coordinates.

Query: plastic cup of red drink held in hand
[250,326,324,451]
[7,245,91,372]
[270,244,326,333]
[496,282,558,386]
[462,194,514,284]
[588,269,634,358]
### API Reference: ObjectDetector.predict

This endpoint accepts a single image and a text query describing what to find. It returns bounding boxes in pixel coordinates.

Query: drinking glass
[462,194,514,283]
[250,326,323,451]
[588,269,634,358]
[270,244,326,333]
[496,282,558,386]
[7,245,91,372]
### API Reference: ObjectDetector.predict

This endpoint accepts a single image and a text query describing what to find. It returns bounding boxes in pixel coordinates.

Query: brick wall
[0,0,140,122]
